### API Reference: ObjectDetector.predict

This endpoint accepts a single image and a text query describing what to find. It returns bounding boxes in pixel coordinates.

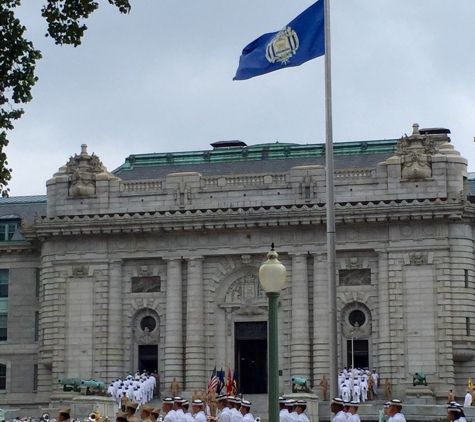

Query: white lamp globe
[259,244,287,293]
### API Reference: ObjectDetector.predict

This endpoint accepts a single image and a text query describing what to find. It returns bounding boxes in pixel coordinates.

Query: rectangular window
[0,364,6,390]
[339,269,371,286]
[33,364,38,391]
[131,276,161,293]
[35,269,40,298]
[0,222,18,241]
[467,317,471,336]
[0,270,8,298]
[465,269,470,288]
[34,311,39,342]
[0,314,7,341]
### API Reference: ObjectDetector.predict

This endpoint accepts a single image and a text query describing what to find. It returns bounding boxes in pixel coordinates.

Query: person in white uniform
[181,401,194,422]
[240,400,254,422]
[295,400,310,422]
[217,395,231,422]
[331,398,346,422]
[348,402,360,422]
[163,398,178,422]
[387,399,406,422]
[464,390,472,408]
[279,397,290,422]
[192,400,207,422]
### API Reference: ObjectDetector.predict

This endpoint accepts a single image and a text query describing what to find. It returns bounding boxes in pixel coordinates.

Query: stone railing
[203,173,287,188]
[334,169,373,179]
[121,180,163,192]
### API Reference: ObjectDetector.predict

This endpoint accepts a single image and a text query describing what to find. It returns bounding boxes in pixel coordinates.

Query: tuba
[88,411,100,422]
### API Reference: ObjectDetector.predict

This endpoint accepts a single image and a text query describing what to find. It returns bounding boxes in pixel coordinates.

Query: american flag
[207,366,218,394]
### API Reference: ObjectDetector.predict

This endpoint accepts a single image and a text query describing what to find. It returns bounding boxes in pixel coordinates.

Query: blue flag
[234,0,325,80]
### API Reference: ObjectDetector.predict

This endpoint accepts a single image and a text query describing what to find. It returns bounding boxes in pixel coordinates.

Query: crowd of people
[107,372,159,410]
[330,397,471,422]
[335,368,387,403]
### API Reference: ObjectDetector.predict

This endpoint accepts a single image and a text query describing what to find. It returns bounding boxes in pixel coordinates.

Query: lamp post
[259,243,287,422]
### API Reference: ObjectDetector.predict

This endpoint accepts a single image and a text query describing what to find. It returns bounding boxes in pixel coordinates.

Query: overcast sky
[8,0,475,196]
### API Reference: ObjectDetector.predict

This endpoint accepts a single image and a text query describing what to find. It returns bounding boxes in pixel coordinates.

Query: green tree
[0,0,131,196]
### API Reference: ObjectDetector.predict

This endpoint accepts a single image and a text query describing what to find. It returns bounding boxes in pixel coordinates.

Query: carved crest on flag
[266,26,299,65]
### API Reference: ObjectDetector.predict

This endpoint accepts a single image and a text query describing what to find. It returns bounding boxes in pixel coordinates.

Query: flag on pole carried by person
[226,366,233,395]
[234,0,325,80]
[217,367,225,394]
[207,366,218,394]
[232,370,238,395]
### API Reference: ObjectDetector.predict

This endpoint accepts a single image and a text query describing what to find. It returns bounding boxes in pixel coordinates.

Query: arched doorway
[341,302,372,369]
[133,308,160,373]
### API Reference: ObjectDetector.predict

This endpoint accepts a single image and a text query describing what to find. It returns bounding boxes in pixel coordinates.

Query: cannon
[58,378,106,394]
[291,376,311,393]
[81,380,106,389]
[58,378,83,392]
[412,372,427,386]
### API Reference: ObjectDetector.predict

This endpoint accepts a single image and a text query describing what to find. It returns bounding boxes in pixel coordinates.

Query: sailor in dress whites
[217,395,231,422]
[239,400,253,422]
[348,402,360,422]
[447,405,462,422]
[174,397,187,422]
[387,399,406,422]
[192,400,207,422]
[330,398,346,422]
[288,401,299,422]
[182,401,194,422]
[163,398,176,422]
[279,397,290,422]
[294,400,310,422]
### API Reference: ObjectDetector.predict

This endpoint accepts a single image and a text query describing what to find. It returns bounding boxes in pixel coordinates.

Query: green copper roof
[113,139,398,174]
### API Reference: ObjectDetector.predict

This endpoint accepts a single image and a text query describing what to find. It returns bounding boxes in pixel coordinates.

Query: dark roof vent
[210,140,247,149]
[419,127,451,135]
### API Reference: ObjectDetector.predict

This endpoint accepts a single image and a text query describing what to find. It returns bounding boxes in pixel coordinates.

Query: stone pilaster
[164,258,184,388]
[185,257,205,390]
[290,254,310,380]
[376,250,390,378]
[107,260,124,380]
[313,254,329,384]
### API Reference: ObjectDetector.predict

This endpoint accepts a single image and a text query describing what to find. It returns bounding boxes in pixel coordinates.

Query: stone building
[0,123,474,409]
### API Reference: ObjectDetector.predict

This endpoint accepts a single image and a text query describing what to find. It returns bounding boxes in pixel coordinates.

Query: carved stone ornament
[63,144,113,198]
[134,309,160,345]
[220,274,267,315]
[72,265,88,277]
[241,254,253,266]
[403,251,434,266]
[395,123,435,180]
[341,303,372,338]
[347,257,361,269]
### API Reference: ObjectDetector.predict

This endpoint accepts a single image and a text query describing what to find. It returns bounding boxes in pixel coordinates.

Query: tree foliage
[0,0,131,196]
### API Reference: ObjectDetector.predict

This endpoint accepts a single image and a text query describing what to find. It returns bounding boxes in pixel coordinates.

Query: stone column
[107,259,124,379]
[290,254,311,380]
[185,257,205,390]
[164,258,184,389]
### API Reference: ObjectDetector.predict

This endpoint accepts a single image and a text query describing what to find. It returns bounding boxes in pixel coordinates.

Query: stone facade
[0,124,474,409]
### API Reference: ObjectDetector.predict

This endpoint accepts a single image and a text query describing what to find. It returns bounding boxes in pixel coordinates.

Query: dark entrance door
[235,322,267,394]
[138,345,158,373]
[347,339,369,368]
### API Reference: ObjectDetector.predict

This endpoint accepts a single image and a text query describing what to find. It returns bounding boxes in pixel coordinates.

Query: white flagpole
[324,0,338,400]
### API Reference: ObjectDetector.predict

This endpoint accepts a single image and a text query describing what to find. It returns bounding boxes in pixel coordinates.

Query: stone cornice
[21,198,473,240]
